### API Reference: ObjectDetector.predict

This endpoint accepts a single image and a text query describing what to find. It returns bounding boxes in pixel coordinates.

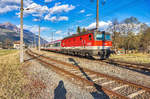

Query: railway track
[26,49,150,99]
[42,49,150,73]
[101,59,150,72]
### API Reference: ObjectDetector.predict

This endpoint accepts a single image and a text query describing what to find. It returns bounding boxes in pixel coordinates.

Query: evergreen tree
[82,28,86,33]
[77,26,81,33]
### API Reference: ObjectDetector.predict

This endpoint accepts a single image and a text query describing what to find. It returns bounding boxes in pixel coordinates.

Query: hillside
[0,22,48,45]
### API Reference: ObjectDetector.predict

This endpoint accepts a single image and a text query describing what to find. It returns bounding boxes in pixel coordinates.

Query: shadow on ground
[54,80,67,99]
[68,58,110,99]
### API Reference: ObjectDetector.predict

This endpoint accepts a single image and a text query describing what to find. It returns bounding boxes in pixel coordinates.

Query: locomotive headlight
[104,42,107,46]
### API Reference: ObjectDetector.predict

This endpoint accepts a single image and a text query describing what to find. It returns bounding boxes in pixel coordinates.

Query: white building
[13,41,20,49]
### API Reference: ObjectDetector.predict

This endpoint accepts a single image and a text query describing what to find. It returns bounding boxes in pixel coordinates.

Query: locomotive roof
[63,31,110,40]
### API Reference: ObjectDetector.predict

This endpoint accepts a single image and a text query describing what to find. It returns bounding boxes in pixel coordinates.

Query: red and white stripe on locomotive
[43,31,112,59]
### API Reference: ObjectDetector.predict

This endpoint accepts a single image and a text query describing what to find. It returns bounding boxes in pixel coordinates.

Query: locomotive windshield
[96,34,104,40]
[96,34,111,41]
[105,34,111,40]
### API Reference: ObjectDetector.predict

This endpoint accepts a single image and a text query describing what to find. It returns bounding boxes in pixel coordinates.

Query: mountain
[0,22,48,45]
[0,22,19,32]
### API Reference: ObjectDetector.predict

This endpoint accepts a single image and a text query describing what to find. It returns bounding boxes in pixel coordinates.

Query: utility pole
[96,0,99,31]
[51,32,54,42]
[34,32,36,49]
[38,25,41,51]
[20,0,24,63]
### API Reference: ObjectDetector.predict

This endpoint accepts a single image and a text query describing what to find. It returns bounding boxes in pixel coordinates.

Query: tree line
[76,16,150,54]
[77,26,87,33]
[0,39,13,49]
[108,16,150,53]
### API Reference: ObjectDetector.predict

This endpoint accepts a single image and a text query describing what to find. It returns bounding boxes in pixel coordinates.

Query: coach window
[58,43,60,46]
[89,35,92,40]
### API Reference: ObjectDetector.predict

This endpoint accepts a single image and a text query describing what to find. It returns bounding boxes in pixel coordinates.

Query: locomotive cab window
[105,34,111,40]
[89,35,92,40]
[96,34,104,40]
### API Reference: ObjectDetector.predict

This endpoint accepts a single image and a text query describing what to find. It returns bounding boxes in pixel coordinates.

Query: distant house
[13,41,20,49]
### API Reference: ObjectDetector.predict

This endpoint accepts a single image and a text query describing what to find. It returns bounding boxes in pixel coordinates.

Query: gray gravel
[33,50,150,87]
[23,53,110,99]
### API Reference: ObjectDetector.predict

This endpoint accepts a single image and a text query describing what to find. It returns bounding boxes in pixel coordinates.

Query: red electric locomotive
[61,30,112,59]
[43,29,112,59]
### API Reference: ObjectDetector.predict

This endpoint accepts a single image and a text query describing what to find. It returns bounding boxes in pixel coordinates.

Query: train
[42,29,112,59]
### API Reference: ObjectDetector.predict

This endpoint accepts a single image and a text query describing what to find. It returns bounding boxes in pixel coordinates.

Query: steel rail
[41,49,150,72]
[102,59,150,72]
[29,49,150,92]
[26,50,129,99]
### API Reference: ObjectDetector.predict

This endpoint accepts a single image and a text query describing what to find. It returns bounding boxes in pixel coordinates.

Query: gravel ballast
[23,53,109,99]
[33,49,150,87]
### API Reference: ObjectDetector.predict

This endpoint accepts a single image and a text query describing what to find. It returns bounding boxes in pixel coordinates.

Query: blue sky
[0,0,150,41]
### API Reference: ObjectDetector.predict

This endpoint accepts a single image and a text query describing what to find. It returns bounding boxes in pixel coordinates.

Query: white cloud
[80,9,85,13]
[15,1,49,17]
[23,3,49,17]
[24,0,34,7]
[49,16,57,21]
[17,24,50,34]
[2,0,74,23]
[0,0,33,13]
[44,15,68,22]
[49,3,75,14]
[45,0,53,2]
[0,5,19,13]
[44,15,57,21]
[86,21,112,30]
[86,14,92,17]
[0,0,20,4]
[15,1,73,22]
[146,22,150,26]
[33,18,40,22]
[58,16,68,21]
[56,30,62,34]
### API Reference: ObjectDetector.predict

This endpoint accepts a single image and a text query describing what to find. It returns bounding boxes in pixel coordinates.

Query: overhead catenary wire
[28,0,148,40]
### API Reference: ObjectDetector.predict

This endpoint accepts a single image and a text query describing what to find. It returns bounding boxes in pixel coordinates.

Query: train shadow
[68,58,110,99]
[54,80,67,99]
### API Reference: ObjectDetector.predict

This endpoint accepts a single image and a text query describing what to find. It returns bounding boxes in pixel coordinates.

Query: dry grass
[0,50,29,99]
[0,49,17,56]
[110,53,150,64]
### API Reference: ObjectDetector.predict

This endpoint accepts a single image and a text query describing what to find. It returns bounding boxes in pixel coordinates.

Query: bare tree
[3,38,12,49]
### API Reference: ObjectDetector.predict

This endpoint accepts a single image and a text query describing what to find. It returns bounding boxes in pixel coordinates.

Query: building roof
[13,41,20,44]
